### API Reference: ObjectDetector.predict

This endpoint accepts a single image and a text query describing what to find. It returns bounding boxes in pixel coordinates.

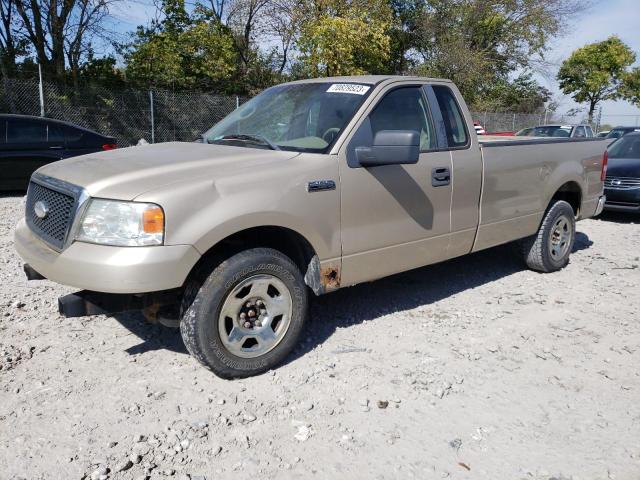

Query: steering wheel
[322,128,341,144]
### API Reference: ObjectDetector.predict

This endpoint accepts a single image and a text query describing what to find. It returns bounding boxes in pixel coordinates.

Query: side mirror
[355,130,420,167]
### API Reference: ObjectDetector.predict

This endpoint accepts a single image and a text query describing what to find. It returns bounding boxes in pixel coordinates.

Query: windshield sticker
[326,84,370,95]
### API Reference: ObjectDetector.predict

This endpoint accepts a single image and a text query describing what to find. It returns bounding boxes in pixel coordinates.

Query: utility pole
[149,90,155,144]
[38,64,45,117]
[595,106,602,133]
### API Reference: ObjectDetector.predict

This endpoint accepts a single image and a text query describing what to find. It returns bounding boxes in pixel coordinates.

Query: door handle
[431,167,450,187]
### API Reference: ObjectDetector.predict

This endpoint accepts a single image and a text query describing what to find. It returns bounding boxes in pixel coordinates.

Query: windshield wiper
[208,133,280,151]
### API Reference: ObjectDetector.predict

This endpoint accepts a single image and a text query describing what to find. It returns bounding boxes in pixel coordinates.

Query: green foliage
[78,55,125,88]
[124,0,236,90]
[621,67,640,108]
[296,0,393,76]
[473,73,552,113]
[557,36,636,120]
[405,0,580,105]
[6,0,594,113]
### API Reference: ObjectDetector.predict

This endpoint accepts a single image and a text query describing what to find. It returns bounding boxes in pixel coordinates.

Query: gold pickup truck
[14,76,607,378]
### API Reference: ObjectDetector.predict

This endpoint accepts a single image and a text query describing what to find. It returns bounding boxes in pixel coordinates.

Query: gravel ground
[0,193,639,480]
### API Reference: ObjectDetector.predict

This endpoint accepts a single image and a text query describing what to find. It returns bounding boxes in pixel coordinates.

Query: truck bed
[472,137,607,252]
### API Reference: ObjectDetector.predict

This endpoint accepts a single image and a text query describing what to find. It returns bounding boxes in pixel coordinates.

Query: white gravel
[1,193,639,480]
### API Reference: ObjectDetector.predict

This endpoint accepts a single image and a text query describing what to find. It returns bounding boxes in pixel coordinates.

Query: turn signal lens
[143,206,164,234]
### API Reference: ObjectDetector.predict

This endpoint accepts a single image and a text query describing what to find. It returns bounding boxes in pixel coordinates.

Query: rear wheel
[180,248,308,379]
[520,200,576,272]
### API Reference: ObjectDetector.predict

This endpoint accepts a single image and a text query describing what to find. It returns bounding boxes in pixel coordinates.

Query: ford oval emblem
[34,200,49,219]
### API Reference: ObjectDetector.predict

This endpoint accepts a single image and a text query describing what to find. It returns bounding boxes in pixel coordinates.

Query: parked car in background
[603,132,640,213]
[605,126,640,140]
[473,121,486,135]
[485,130,515,136]
[515,124,594,138]
[0,114,117,190]
[597,130,610,138]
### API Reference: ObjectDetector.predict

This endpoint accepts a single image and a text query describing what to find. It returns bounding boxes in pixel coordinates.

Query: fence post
[38,64,45,117]
[149,90,155,144]
[512,113,516,131]
[236,96,239,109]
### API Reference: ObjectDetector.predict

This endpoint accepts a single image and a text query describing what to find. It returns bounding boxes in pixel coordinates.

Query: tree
[409,0,583,105]
[13,0,118,83]
[557,36,636,123]
[296,0,393,77]
[474,73,552,113]
[621,67,640,108]
[124,0,237,89]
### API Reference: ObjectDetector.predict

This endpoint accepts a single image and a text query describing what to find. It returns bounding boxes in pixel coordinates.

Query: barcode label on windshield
[326,84,370,95]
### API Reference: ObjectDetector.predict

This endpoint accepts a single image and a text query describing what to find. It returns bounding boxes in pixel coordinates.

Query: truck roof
[286,75,454,86]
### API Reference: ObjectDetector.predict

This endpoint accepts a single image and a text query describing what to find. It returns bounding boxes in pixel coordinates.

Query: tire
[180,248,308,379]
[520,200,576,273]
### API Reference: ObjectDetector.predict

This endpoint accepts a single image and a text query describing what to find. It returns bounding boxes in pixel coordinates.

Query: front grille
[25,180,77,250]
[604,176,640,189]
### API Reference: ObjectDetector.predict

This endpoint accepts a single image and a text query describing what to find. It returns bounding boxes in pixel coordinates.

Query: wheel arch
[185,225,337,296]
[548,181,582,217]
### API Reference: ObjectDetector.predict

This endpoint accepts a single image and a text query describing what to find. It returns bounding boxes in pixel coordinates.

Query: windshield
[608,135,640,159]
[203,82,372,153]
[517,126,571,137]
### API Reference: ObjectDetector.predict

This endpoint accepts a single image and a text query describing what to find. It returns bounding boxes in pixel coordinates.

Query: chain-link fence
[2,77,607,144]
[0,77,245,146]
[471,111,545,133]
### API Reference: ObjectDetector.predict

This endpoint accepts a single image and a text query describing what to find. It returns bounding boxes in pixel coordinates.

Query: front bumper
[14,219,201,293]
[604,188,640,213]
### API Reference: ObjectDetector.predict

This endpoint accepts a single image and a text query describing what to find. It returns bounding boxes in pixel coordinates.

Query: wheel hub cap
[218,274,293,358]
[548,215,572,261]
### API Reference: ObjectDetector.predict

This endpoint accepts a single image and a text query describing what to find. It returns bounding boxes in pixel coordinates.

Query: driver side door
[337,83,453,286]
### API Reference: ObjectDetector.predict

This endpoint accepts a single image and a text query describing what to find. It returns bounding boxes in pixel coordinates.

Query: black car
[605,126,640,140]
[0,114,117,190]
[604,132,640,213]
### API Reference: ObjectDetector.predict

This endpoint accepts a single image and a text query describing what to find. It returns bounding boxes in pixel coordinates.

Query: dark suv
[0,114,117,190]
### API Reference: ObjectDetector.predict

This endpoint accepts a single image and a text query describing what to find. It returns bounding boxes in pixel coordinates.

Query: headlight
[76,199,164,246]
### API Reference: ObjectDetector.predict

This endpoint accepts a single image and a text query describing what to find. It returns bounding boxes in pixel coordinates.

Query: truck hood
[37,142,300,200]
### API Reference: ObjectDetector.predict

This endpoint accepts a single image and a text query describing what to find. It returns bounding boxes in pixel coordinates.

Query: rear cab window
[431,85,469,148]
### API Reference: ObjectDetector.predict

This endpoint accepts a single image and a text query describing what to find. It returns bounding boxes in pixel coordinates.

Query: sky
[533,0,640,124]
[103,0,640,124]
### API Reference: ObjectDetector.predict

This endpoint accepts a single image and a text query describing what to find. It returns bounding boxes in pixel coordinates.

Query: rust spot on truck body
[304,255,340,295]
[320,264,340,291]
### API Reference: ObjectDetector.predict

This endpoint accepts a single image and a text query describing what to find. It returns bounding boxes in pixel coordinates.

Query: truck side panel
[473,138,606,252]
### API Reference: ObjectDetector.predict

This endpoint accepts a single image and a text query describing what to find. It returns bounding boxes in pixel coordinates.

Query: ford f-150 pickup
[14,76,608,378]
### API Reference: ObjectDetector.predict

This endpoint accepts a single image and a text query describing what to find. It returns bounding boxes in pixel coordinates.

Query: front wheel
[520,200,576,273]
[180,248,308,379]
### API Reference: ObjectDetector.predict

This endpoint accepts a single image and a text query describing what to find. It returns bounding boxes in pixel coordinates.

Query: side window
[7,119,47,143]
[48,124,65,143]
[64,126,85,144]
[574,126,586,138]
[432,85,468,148]
[368,86,436,151]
